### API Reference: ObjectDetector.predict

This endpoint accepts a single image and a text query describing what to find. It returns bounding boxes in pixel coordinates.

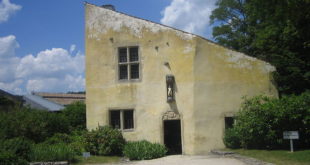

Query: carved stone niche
[162,111,180,120]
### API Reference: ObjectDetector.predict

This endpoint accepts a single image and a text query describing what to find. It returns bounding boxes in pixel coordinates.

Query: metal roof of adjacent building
[34,92,85,105]
[23,94,65,112]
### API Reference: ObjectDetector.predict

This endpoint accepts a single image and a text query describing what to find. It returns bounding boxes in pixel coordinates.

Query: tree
[210,0,310,95]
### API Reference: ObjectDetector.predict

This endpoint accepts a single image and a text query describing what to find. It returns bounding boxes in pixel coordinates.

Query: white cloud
[70,44,76,53]
[26,75,85,93]
[0,35,20,82]
[0,0,22,23]
[0,35,19,58]
[0,35,85,94]
[0,79,23,95]
[160,0,216,38]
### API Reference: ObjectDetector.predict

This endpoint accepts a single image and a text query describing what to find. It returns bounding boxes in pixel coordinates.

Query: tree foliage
[61,101,86,131]
[0,108,70,142]
[210,0,310,94]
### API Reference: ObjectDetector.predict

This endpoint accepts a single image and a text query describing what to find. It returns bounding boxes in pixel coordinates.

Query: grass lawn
[72,156,121,165]
[227,149,310,165]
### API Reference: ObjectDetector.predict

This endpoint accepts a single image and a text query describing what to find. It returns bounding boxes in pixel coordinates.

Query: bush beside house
[84,126,125,156]
[224,92,310,149]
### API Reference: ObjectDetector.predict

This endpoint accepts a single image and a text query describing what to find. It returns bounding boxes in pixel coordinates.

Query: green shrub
[0,108,70,142]
[43,132,86,155]
[0,137,33,161]
[68,131,86,155]
[84,126,125,156]
[0,150,28,165]
[61,102,86,131]
[223,128,241,149]
[30,143,76,163]
[43,133,71,145]
[123,140,167,160]
[224,92,310,149]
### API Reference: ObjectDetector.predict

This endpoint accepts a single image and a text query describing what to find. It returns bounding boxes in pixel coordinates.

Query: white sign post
[82,152,91,159]
[283,131,299,152]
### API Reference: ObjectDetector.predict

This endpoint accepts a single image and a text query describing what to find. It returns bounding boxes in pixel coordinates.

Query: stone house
[85,3,278,154]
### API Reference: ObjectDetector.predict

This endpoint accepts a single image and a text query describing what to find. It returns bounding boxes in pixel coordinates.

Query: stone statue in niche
[166,75,175,102]
[167,85,172,97]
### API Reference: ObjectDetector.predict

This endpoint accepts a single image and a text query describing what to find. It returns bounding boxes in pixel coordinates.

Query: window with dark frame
[110,111,121,129]
[118,47,139,80]
[225,117,235,129]
[109,109,134,130]
[123,110,134,129]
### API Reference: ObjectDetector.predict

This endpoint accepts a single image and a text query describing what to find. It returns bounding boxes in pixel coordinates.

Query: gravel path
[102,155,247,165]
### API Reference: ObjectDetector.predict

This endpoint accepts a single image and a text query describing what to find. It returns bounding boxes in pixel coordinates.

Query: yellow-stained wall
[192,38,278,154]
[85,3,278,155]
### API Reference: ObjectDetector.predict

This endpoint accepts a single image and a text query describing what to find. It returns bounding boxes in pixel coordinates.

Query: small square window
[123,110,134,129]
[129,47,139,62]
[130,64,139,79]
[119,48,127,63]
[109,110,134,130]
[110,111,121,129]
[225,117,234,129]
[119,65,128,80]
[118,47,140,81]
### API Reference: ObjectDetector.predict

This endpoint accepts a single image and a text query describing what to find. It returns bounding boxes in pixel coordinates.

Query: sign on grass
[82,152,91,158]
[283,131,299,139]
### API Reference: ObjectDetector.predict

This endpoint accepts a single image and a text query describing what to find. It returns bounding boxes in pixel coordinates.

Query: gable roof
[85,2,235,51]
[85,2,275,71]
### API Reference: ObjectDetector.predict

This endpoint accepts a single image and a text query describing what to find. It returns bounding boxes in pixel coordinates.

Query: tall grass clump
[30,143,76,163]
[123,140,167,160]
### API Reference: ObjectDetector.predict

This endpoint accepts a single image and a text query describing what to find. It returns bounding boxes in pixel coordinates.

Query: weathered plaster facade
[85,3,278,155]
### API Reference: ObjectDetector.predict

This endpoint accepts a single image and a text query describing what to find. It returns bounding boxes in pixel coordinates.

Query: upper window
[118,47,140,80]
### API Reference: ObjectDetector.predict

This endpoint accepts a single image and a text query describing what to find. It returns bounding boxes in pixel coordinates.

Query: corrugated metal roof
[23,94,65,112]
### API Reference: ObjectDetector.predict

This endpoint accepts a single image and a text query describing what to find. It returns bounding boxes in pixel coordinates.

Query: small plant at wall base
[84,126,125,156]
[223,128,241,149]
[123,140,167,160]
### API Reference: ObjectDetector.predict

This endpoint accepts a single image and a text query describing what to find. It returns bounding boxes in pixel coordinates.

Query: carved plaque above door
[162,111,180,120]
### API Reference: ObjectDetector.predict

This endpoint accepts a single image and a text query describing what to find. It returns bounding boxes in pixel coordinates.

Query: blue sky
[0,0,217,94]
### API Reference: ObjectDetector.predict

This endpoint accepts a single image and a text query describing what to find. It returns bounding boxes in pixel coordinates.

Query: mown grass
[72,156,120,165]
[226,149,310,165]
